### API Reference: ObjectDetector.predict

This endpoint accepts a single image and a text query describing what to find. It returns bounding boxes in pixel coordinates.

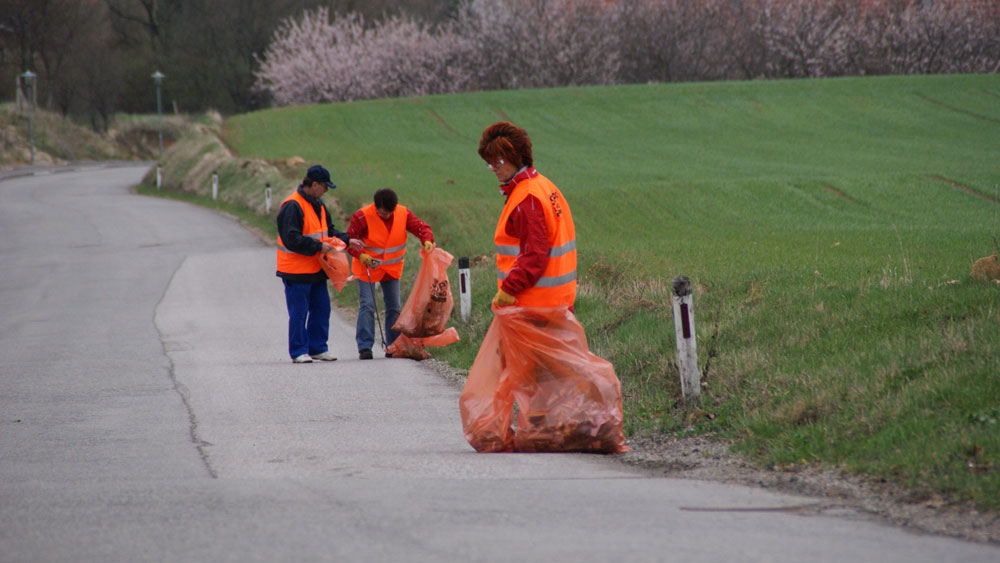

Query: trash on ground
[460,305,628,454]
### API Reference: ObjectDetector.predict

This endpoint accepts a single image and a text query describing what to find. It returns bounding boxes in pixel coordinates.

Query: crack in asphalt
[154,255,218,479]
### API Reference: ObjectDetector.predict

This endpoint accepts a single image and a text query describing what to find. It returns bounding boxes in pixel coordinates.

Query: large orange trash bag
[460,306,628,454]
[458,320,515,452]
[318,237,350,292]
[386,327,460,360]
[393,247,455,337]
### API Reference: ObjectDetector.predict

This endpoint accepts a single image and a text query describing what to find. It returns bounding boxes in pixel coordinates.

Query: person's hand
[320,241,333,253]
[359,253,375,267]
[423,240,435,253]
[492,289,516,307]
[349,238,364,252]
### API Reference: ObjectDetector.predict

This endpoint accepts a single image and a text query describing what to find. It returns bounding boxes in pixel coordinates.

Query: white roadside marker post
[672,276,700,398]
[156,166,162,190]
[458,256,471,321]
[212,172,219,200]
[265,183,272,214]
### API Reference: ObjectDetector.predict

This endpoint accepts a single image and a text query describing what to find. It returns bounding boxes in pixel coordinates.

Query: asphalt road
[2,166,998,562]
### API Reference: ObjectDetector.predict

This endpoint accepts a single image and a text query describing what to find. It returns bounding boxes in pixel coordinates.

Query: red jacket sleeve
[500,195,549,295]
[346,209,367,258]
[405,209,433,244]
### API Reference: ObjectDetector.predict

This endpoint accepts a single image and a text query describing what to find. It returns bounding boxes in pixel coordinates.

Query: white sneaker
[310,351,337,362]
[292,354,313,363]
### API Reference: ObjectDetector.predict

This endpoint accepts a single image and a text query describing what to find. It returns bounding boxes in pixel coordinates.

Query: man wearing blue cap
[276,165,356,363]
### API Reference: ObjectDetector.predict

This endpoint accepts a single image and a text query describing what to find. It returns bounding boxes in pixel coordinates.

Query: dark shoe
[359,349,373,360]
[385,352,393,358]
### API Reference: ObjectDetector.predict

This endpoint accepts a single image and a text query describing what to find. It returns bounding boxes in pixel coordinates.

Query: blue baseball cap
[306,165,336,189]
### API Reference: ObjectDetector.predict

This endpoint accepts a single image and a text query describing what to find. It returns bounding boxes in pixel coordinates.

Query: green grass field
[218,74,1000,508]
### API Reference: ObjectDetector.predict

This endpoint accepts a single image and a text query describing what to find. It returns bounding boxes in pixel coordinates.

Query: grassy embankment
[0,103,199,166]
[153,74,1000,508]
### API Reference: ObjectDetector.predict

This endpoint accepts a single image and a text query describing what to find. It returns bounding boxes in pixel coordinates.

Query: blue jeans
[283,279,331,359]
[356,277,400,351]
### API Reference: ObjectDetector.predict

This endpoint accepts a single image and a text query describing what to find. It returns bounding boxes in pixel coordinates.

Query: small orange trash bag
[318,237,350,292]
[459,306,628,454]
[386,327,460,360]
[392,247,455,337]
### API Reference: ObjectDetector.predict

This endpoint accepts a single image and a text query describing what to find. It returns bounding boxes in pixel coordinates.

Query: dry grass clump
[970,255,999,282]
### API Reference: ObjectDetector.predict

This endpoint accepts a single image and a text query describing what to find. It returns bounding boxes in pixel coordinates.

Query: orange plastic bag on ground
[458,320,514,452]
[459,306,628,454]
[386,327,460,360]
[318,237,350,292]
[392,247,455,337]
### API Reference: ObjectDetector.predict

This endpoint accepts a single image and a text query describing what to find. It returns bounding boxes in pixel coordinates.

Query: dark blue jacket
[275,186,349,283]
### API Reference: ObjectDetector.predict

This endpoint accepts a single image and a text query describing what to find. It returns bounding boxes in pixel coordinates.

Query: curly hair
[478,121,533,169]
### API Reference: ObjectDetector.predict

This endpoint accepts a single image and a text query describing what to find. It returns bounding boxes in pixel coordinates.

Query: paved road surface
[2,166,998,562]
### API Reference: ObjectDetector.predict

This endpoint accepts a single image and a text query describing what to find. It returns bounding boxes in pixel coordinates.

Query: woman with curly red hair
[478,121,577,310]
[462,123,627,454]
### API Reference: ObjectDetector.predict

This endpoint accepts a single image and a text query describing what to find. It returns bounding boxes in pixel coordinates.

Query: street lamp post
[20,71,36,165]
[151,71,165,160]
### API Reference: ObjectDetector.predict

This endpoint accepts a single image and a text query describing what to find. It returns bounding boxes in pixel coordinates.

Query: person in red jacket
[346,188,434,359]
[478,122,577,311]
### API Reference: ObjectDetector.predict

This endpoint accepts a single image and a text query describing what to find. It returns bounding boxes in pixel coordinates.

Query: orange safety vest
[494,174,577,308]
[276,190,327,275]
[351,203,408,282]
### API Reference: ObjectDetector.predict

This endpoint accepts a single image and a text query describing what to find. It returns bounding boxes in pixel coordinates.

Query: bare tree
[740,0,853,78]
[0,0,116,118]
[449,0,620,91]
[41,0,113,114]
[103,0,181,55]
[863,0,1000,75]
[0,0,40,74]
[617,0,730,83]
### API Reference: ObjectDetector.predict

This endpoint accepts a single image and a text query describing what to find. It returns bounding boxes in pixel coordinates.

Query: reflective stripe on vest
[497,267,577,288]
[360,242,407,265]
[276,190,326,275]
[494,173,577,308]
[495,239,576,258]
[351,203,408,283]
